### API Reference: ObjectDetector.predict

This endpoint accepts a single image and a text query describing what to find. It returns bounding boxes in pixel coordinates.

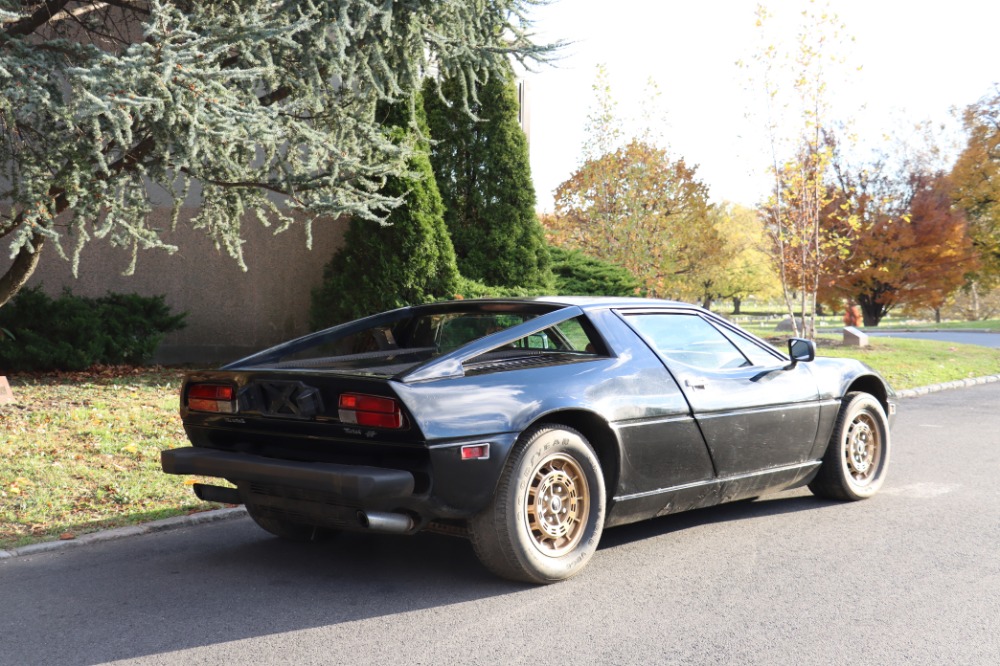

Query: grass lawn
[813,335,1000,389]
[3,335,1000,551]
[0,367,225,550]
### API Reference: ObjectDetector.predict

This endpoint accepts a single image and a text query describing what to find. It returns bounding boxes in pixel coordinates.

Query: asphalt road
[2,384,999,666]
[866,330,1000,348]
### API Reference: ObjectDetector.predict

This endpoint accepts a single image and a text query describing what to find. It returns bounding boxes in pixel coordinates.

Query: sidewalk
[4,373,999,560]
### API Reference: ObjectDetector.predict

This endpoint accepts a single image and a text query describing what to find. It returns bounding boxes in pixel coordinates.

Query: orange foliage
[819,173,978,326]
[544,139,717,298]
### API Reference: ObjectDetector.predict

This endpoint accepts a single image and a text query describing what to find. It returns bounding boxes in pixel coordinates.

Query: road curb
[894,373,1000,399]
[4,373,1000,561]
[0,506,247,561]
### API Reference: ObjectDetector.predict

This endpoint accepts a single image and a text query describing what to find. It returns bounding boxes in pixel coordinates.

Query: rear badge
[244,381,324,419]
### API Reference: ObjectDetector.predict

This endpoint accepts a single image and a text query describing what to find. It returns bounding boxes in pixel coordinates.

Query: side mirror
[786,338,816,368]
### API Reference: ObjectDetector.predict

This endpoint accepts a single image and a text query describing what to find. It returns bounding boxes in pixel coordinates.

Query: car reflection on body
[162,297,895,583]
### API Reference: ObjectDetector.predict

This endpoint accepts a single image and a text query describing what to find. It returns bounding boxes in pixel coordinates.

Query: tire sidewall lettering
[509,427,605,580]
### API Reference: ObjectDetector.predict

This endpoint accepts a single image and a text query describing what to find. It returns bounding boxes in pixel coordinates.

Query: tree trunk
[859,299,883,327]
[701,296,712,311]
[934,307,942,324]
[732,296,742,315]
[0,234,45,309]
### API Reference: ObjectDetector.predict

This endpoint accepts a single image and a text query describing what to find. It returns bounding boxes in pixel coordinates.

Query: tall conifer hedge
[424,67,552,291]
[310,96,459,328]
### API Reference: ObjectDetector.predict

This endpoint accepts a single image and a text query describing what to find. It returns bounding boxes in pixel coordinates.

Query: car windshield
[235,303,600,376]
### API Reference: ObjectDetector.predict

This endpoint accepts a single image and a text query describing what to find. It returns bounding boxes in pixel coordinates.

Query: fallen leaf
[59,533,76,540]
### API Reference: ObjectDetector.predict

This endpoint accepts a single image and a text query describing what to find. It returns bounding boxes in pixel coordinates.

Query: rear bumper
[161,447,415,502]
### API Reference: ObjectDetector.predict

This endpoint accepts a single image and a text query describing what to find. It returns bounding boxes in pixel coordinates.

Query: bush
[549,246,641,297]
[0,287,187,371]
[451,275,545,300]
[310,94,460,329]
[424,67,553,291]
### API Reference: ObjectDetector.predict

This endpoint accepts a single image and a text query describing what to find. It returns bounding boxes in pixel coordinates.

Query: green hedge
[310,94,460,329]
[0,287,187,371]
[549,246,641,297]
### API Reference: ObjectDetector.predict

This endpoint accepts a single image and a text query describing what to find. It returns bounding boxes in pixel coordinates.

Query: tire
[809,392,890,501]
[469,424,606,584]
[244,501,338,542]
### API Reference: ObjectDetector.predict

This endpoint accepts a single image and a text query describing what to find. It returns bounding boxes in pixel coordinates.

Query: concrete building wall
[16,209,348,365]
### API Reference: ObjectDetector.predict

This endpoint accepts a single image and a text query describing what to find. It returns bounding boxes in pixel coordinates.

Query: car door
[619,310,821,477]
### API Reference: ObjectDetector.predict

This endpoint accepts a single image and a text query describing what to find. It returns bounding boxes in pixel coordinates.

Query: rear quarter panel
[393,310,718,510]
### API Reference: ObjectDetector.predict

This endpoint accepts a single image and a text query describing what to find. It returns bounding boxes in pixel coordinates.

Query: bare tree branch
[2,0,74,38]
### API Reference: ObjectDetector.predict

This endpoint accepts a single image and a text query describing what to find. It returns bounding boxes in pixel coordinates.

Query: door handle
[685,378,708,390]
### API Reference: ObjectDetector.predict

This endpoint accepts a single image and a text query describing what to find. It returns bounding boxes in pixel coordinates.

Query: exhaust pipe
[357,510,414,534]
[193,483,242,505]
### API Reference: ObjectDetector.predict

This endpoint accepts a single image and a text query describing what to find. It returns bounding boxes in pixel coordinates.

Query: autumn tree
[951,86,1000,288]
[760,142,839,327]
[690,203,781,311]
[746,2,855,337]
[0,1,551,307]
[819,162,977,326]
[310,96,458,328]
[423,65,552,291]
[550,140,716,298]
[546,66,716,299]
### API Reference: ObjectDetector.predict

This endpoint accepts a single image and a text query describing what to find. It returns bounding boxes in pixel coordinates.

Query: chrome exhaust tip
[357,510,414,533]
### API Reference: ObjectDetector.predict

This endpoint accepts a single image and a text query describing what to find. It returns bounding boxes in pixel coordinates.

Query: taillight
[186,383,237,414]
[339,393,404,429]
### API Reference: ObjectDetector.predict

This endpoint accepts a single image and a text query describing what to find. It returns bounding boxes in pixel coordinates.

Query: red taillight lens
[186,383,236,413]
[339,393,404,429]
[460,444,490,460]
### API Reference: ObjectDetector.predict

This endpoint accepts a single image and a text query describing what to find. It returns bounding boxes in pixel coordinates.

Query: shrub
[549,246,642,297]
[451,275,544,300]
[0,287,187,371]
[310,94,460,329]
[424,66,553,291]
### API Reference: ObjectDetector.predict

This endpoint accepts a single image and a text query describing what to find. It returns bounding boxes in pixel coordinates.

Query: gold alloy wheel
[524,453,589,557]
[845,412,881,485]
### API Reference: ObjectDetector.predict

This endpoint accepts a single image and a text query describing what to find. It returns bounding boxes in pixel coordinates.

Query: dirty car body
[162,297,896,583]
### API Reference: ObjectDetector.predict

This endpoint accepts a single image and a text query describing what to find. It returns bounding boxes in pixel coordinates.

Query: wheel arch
[527,409,621,508]
[845,374,890,414]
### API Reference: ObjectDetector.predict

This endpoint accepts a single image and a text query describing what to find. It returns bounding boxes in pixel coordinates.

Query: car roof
[428,296,696,312]
[529,295,694,310]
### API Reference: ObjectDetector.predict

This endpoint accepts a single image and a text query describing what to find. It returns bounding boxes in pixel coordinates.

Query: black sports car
[161,297,895,583]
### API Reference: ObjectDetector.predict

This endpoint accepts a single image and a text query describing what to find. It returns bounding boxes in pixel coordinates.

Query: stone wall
[14,209,347,365]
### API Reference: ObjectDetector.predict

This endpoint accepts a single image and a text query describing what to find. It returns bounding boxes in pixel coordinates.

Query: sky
[522,0,1000,211]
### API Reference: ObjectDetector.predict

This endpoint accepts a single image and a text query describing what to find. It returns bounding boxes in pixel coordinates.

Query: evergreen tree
[423,67,553,291]
[0,1,551,307]
[310,96,459,328]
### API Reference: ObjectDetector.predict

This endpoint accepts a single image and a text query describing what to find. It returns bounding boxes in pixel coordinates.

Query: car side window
[714,326,784,367]
[508,317,601,353]
[626,313,749,370]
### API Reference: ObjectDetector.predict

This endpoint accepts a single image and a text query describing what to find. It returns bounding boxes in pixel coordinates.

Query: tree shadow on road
[0,518,531,665]
[1,489,845,666]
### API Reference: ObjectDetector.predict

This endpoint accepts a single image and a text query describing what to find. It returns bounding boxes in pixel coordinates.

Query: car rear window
[239,305,603,376]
